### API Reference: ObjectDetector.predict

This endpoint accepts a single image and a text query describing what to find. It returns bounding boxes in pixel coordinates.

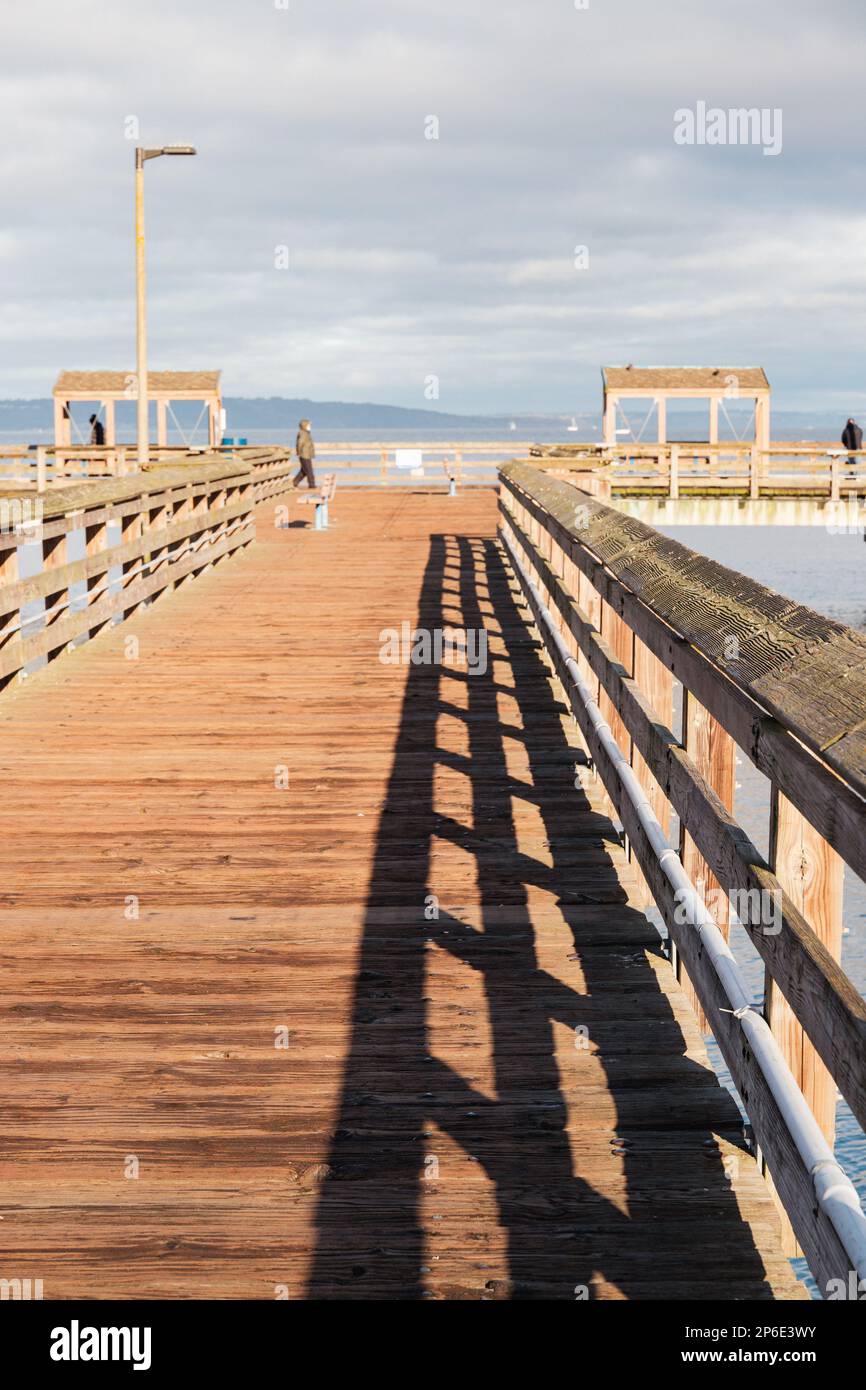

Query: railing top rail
[24,457,253,520]
[529,441,866,456]
[500,461,866,807]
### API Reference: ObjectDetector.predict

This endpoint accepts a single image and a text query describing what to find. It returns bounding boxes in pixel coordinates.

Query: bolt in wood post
[765,786,843,1255]
[676,689,736,1029]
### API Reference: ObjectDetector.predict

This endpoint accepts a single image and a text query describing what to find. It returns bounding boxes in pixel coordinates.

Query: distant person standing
[293,418,317,488]
[89,413,105,446]
[842,417,862,469]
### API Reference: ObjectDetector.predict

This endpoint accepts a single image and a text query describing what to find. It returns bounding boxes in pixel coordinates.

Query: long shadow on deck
[307,531,774,1299]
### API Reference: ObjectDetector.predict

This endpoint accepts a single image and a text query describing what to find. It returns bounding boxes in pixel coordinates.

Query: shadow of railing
[307,531,772,1299]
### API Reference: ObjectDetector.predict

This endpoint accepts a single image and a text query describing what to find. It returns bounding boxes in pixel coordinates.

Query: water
[658,523,866,1296]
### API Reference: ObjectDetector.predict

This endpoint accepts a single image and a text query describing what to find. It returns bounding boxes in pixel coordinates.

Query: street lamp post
[135,146,196,468]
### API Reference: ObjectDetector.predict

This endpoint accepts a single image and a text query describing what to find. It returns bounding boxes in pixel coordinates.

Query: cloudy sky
[1,0,864,412]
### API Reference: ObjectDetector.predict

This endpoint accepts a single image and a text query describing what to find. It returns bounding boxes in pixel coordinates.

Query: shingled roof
[54,371,221,396]
[602,366,769,392]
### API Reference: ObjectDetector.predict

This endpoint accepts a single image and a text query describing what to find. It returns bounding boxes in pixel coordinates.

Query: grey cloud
[1,0,864,410]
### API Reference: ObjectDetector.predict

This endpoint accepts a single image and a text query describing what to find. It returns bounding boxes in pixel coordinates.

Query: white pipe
[501,518,866,1286]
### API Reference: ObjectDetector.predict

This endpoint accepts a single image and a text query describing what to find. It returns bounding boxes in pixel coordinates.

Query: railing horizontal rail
[500,464,866,868]
[501,495,866,1134]
[498,459,866,1292]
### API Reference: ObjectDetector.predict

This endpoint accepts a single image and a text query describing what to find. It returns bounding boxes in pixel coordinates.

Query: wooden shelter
[52,370,222,449]
[601,366,770,449]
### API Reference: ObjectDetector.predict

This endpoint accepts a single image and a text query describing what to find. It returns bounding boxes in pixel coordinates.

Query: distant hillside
[223,397,507,429]
[0,396,510,432]
[0,397,850,439]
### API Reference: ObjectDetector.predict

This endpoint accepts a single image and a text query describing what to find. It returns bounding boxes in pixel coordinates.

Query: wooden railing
[530,441,866,499]
[0,444,297,494]
[498,460,866,1293]
[0,458,258,691]
[290,442,513,485]
[6,437,864,497]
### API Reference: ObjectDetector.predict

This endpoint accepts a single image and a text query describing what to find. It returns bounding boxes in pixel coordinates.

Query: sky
[1,0,865,414]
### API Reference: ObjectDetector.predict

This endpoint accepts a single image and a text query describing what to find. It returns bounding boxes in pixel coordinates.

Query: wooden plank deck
[0,487,806,1300]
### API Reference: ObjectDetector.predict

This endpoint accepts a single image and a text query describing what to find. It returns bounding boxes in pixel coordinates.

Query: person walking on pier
[293,418,317,488]
[841,417,862,471]
[89,413,105,446]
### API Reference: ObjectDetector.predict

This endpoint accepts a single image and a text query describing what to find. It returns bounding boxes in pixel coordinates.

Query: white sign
[395,449,424,472]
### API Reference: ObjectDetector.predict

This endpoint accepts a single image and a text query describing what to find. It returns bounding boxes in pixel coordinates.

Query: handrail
[3,438,862,497]
[0,460,258,691]
[498,459,866,1294]
[0,451,299,689]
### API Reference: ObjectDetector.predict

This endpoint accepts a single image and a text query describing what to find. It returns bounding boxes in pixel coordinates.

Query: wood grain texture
[0,488,804,1300]
[500,465,866,889]
[500,493,866,1138]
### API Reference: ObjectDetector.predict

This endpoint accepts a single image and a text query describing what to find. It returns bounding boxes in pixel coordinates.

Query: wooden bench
[296,472,337,529]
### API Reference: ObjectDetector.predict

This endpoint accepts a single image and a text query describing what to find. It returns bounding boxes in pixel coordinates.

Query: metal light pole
[135,146,196,468]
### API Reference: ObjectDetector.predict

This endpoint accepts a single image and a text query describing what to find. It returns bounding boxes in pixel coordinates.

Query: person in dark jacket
[842,418,862,465]
[89,413,105,446]
[293,418,317,488]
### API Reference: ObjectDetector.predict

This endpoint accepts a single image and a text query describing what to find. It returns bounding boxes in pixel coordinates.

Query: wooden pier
[0,454,862,1299]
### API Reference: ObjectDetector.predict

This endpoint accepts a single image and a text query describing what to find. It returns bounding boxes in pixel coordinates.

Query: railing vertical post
[0,533,20,693]
[765,787,843,1254]
[121,503,145,619]
[632,635,674,833]
[380,447,388,483]
[677,690,736,1028]
[669,444,679,500]
[41,522,71,666]
[598,597,634,831]
[147,488,174,594]
[749,445,759,500]
[85,511,110,640]
[830,454,840,502]
[574,569,601,703]
[36,446,47,494]
[599,600,633,761]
